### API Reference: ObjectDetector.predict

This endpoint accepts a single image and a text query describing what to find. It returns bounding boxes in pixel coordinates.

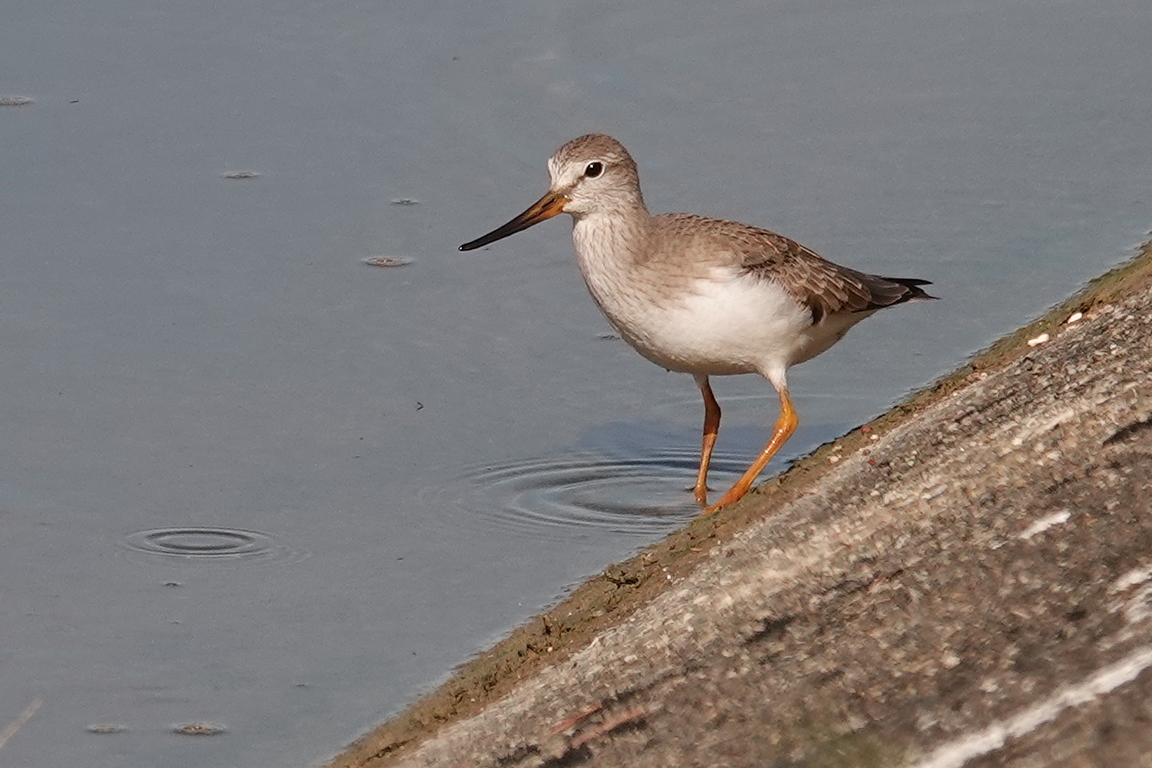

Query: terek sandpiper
[460,134,935,515]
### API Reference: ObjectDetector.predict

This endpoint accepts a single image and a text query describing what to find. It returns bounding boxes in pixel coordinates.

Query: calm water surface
[1,1,1150,765]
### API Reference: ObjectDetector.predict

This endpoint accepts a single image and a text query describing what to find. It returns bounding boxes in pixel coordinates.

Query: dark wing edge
[855,272,939,309]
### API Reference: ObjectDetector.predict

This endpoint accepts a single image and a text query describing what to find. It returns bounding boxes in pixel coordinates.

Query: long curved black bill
[459,191,567,251]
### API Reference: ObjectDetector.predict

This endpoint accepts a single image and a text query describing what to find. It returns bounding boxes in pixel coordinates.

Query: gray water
[1,1,1150,766]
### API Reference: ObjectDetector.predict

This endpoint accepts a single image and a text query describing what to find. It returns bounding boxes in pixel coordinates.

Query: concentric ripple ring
[424,448,749,543]
[122,527,298,565]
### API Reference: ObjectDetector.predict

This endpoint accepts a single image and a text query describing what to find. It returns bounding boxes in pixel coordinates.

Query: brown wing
[658,214,934,324]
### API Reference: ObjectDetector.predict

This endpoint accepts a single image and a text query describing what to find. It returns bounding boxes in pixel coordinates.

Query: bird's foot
[689,484,711,507]
[700,484,751,516]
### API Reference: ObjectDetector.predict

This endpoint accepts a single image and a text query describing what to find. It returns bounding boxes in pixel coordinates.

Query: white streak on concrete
[911,645,1152,768]
[1018,510,1071,540]
[1112,565,1152,593]
[0,698,42,752]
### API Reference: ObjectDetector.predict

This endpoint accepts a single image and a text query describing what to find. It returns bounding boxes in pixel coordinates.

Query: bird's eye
[584,162,603,178]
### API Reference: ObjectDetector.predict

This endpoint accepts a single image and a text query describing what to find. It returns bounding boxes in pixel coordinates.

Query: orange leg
[692,375,722,506]
[703,386,797,515]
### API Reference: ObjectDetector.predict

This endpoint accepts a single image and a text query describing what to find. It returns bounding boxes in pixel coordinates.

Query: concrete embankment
[329,241,1152,768]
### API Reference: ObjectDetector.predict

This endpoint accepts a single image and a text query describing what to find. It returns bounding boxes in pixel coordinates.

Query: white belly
[585,267,817,377]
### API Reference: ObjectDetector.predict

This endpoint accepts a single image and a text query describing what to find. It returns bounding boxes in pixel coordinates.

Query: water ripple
[121,527,304,566]
[425,447,749,542]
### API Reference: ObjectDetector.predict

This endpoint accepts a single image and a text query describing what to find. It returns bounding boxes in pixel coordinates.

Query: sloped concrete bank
[329,241,1152,768]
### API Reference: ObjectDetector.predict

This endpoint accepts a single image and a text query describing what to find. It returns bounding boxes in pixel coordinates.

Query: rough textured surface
[328,244,1152,768]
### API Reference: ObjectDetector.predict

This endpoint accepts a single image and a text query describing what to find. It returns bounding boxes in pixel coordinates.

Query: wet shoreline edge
[326,237,1152,768]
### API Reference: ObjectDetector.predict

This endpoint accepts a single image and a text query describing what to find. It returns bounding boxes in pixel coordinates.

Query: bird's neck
[569,207,661,340]
[571,205,653,276]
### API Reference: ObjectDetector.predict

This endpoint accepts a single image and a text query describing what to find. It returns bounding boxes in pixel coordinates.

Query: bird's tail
[881,276,938,302]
